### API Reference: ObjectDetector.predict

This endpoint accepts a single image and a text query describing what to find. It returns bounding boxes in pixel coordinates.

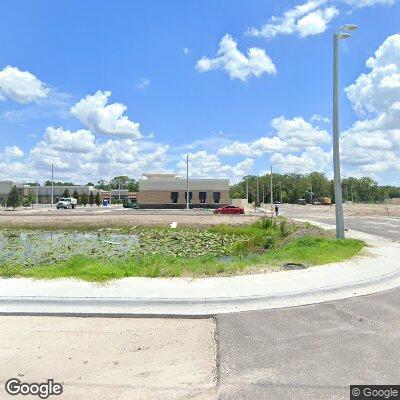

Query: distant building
[101,190,138,203]
[0,181,30,204]
[34,185,101,204]
[138,174,230,209]
[0,181,102,205]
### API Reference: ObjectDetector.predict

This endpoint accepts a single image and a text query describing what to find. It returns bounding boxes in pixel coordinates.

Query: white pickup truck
[56,197,78,209]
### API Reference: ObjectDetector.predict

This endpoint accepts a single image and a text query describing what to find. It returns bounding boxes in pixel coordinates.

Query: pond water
[0,229,242,267]
[0,230,139,267]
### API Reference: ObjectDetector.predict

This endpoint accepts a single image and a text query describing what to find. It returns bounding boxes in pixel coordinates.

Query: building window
[171,192,179,203]
[213,192,221,204]
[199,192,207,204]
[184,191,193,203]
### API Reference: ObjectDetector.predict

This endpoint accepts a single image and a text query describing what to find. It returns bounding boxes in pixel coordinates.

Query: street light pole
[333,24,357,239]
[51,163,54,207]
[186,154,190,210]
[270,165,273,215]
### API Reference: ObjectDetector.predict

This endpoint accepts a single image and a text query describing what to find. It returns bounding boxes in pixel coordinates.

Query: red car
[213,205,244,215]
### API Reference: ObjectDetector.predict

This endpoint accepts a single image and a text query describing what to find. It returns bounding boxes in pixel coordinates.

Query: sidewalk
[0,227,399,316]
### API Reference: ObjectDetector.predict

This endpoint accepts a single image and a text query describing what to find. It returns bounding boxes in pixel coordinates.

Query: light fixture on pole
[333,23,357,239]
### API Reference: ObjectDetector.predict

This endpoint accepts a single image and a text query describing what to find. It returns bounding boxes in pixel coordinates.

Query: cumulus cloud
[196,34,276,81]
[179,151,254,180]
[41,127,96,153]
[71,91,141,138]
[3,146,24,158]
[247,0,338,39]
[270,146,331,174]
[218,136,288,157]
[0,66,49,104]
[271,115,330,147]
[218,116,330,157]
[342,34,400,173]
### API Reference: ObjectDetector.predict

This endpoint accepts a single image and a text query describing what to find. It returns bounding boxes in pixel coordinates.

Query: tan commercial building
[138,174,230,209]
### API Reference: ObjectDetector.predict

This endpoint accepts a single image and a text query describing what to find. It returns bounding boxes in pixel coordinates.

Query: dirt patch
[0,212,260,230]
[0,316,218,399]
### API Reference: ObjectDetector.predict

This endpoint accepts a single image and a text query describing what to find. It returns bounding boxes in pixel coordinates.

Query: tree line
[25,175,139,192]
[230,172,400,204]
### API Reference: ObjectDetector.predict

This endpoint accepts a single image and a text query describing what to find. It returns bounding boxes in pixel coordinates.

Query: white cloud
[136,78,150,90]
[196,34,276,81]
[217,116,329,157]
[71,91,141,138]
[346,34,400,115]
[271,115,330,147]
[4,146,24,158]
[247,0,338,39]
[342,34,400,173]
[218,136,288,157]
[179,151,254,181]
[341,0,396,8]
[0,66,49,104]
[270,146,331,174]
[41,127,96,153]
[311,114,330,123]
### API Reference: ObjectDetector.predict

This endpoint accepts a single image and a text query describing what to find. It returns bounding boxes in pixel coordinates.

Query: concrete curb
[0,225,399,316]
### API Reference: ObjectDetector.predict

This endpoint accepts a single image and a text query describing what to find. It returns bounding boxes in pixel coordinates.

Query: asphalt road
[216,287,400,400]
[282,205,400,241]
[216,209,400,399]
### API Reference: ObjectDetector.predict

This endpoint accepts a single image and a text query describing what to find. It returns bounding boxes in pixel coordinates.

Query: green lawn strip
[261,235,364,266]
[0,235,365,282]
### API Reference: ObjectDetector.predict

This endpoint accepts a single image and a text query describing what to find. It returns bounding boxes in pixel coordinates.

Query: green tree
[7,185,21,209]
[89,191,95,206]
[81,193,88,207]
[72,190,80,204]
[26,189,36,207]
[62,188,70,198]
[95,192,101,206]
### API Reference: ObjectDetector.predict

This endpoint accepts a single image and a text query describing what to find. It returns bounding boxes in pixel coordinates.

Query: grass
[0,218,365,282]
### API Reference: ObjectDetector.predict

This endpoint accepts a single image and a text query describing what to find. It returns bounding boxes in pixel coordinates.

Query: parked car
[213,205,244,214]
[123,201,139,209]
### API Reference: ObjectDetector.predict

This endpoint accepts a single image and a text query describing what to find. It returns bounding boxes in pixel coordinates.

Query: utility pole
[36,182,39,205]
[351,185,354,203]
[279,182,283,204]
[51,163,54,207]
[270,165,273,214]
[262,186,265,204]
[333,25,357,238]
[186,154,190,210]
[246,179,249,203]
[310,184,313,204]
[254,175,260,207]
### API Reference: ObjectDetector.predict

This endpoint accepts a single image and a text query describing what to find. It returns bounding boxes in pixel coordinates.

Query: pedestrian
[275,204,279,217]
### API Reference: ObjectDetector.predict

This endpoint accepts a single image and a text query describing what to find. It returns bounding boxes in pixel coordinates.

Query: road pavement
[282,204,400,241]
[216,207,400,399]
[216,287,400,400]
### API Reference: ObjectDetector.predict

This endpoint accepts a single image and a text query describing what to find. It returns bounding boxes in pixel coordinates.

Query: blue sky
[0,0,399,184]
